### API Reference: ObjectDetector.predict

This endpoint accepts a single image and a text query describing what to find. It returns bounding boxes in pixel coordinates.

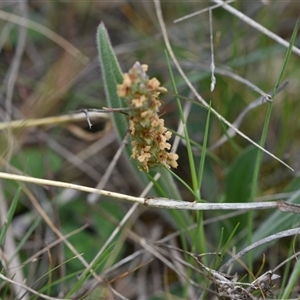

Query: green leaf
[224,146,258,236]
[96,22,127,142]
[225,146,258,204]
[97,23,151,190]
[11,148,62,178]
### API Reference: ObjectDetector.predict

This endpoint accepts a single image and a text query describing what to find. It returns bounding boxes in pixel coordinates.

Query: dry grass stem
[0,171,285,211]
[0,112,109,131]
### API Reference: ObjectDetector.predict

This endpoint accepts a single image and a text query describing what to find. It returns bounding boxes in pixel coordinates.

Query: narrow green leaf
[246,18,300,261]
[281,255,300,299]
[197,103,212,195]
[0,187,21,246]
[97,23,151,190]
[273,18,299,94]
[166,50,199,199]
[225,146,258,204]
[96,23,127,141]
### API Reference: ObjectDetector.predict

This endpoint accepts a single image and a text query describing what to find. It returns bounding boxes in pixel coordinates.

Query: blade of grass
[165,50,199,200]
[280,256,300,299]
[277,240,296,299]
[65,243,116,298]
[220,223,240,261]
[0,186,21,246]
[167,168,198,199]
[166,50,207,250]
[10,216,41,261]
[195,104,211,258]
[273,18,299,94]
[247,18,299,270]
[31,256,86,300]
[166,44,208,299]
[197,103,212,196]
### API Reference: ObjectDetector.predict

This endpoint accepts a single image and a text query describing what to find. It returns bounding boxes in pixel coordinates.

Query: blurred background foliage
[1,1,300,299]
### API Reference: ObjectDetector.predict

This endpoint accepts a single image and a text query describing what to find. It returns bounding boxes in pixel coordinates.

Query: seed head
[117,62,179,172]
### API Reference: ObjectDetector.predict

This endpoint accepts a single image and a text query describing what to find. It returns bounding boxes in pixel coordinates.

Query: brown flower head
[117,62,179,172]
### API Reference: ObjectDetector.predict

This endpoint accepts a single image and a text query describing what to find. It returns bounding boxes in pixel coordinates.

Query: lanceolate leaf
[96,23,127,141]
[97,23,153,193]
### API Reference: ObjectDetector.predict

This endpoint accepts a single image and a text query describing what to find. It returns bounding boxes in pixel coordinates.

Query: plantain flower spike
[117,62,179,172]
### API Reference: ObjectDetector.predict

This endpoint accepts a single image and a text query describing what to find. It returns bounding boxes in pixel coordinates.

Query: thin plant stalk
[166,50,199,200]
[195,104,212,252]
[166,51,207,264]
